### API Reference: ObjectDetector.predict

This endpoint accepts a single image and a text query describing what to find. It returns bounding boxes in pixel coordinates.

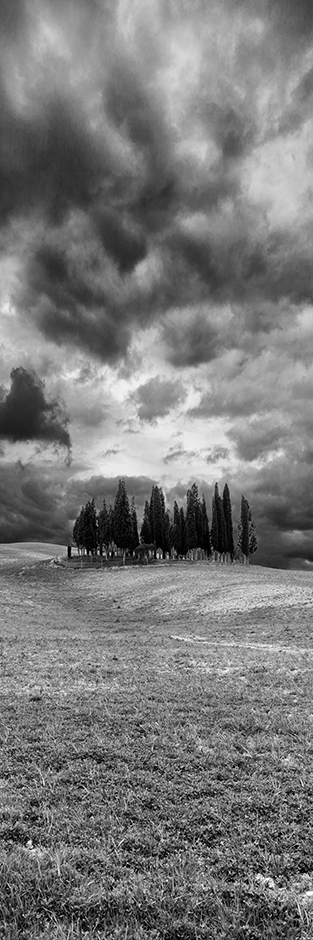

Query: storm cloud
[1,0,312,364]
[0,368,71,452]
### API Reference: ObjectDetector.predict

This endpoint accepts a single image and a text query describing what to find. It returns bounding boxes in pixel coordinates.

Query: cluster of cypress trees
[73,481,139,558]
[139,483,211,555]
[72,479,257,562]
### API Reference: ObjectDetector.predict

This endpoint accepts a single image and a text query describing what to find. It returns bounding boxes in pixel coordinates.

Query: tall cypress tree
[238,495,250,559]
[190,482,204,548]
[113,479,132,559]
[211,483,220,555]
[179,506,187,556]
[98,498,110,554]
[140,500,152,544]
[222,483,234,560]
[163,509,171,554]
[82,498,98,554]
[172,500,181,553]
[130,496,139,553]
[201,495,211,556]
[186,487,198,550]
[248,507,258,557]
[150,485,163,549]
[108,503,115,545]
[217,496,227,555]
[73,506,85,553]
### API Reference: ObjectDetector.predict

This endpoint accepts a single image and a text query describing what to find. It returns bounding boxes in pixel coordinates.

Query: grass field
[1,544,313,939]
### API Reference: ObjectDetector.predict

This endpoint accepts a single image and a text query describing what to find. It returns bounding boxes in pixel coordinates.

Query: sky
[0,0,313,569]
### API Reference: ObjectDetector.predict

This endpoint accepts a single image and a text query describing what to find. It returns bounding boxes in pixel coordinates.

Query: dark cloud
[24,231,132,362]
[1,0,312,367]
[229,418,289,462]
[163,311,220,368]
[1,0,26,38]
[0,367,71,453]
[271,0,313,42]
[96,210,147,273]
[129,376,186,423]
[0,85,105,224]
[206,446,230,463]
[227,0,313,44]
[225,453,313,568]
[0,461,71,544]
[0,465,158,544]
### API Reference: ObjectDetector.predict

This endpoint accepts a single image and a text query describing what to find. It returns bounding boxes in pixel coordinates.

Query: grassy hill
[0,541,65,572]
[1,545,313,938]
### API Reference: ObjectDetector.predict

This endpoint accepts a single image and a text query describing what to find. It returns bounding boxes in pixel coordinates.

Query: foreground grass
[1,559,313,938]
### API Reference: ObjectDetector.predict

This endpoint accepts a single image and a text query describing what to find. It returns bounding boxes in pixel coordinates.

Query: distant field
[1,544,313,938]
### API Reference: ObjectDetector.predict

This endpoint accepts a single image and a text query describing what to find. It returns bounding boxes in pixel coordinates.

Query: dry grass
[1,549,313,938]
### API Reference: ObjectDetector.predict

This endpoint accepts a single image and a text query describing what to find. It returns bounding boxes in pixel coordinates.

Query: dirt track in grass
[1,546,313,938]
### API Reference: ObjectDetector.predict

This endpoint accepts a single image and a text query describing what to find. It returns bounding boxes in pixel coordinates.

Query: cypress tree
[172,500,181,553]
[82,498,98,554]
[211,483,219,555]
[130,496,139,553]
[217,496,227,555]
[149,489,154,541]
[73,506,85,553]
[239,495,250,559]
[186,487,198,551]
[201,495,211,556]
[108,503,115,545]
[98,498,110,554]
[150,485,163,550]
[162,509,171,554]
[140,500,152,544]
[249,508,258,557]
[179,506,187,556]
[222,483,234,559]
[190,482,203,548]
[113,479,132,560]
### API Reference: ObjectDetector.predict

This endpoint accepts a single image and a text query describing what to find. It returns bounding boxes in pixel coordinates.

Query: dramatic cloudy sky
[1,0,313,568]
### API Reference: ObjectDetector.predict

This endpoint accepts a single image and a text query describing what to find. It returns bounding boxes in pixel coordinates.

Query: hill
[1,551,313,938]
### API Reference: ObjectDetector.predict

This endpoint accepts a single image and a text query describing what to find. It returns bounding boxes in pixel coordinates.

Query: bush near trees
[72,479,257,564]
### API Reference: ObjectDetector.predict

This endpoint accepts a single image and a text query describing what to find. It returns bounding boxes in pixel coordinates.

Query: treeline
[72,480,257,563]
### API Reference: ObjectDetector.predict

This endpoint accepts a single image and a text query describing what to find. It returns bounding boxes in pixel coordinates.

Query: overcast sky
[0,0,313,568]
